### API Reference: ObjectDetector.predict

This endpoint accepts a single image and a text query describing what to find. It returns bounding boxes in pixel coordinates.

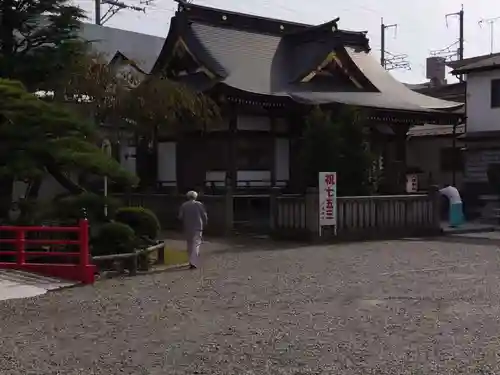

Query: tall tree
[0,78,136,205]
[65,53,219,188]
[0,0,85,89]
[301,106,374,196]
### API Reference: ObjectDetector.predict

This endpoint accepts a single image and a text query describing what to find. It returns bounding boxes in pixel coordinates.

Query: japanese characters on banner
[319,172,337,229]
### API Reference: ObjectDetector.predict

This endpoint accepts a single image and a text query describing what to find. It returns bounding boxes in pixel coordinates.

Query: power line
[384,51,411,71]
[95,0,146,25]
[380,18,410,71]
[428,6,464,81]
[430,6,464,61]
[380,18,396,67]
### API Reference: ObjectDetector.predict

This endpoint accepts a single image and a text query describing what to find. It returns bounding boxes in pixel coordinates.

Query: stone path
[0,269,76,301]
[1,237,500,374]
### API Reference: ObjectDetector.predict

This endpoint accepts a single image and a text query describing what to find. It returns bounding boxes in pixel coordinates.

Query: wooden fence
[272,190,441,240]
[114,192,232,236]
[115,189,441,240]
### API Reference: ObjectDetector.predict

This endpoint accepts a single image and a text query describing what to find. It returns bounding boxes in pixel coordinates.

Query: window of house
[491,79,500,108]
[440,147,464,172]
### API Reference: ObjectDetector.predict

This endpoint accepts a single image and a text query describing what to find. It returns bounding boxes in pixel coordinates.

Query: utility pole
[431,6,465,61]
[458,6,464,61]
[479,16,500,54]
[380,18,397,68]
[380,18,410,71]
[95,0,101,25]
[444,5,464,60]
[95,0,145,25]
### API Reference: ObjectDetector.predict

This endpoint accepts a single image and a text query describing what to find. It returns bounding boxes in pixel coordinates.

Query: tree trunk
[0,0,15,78]
[0,176,13,222]
[45,162,85,194]
[26,176,43,200]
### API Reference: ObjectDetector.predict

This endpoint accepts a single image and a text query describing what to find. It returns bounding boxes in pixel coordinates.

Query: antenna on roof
[479,16,500,54]
[94,0,145,25]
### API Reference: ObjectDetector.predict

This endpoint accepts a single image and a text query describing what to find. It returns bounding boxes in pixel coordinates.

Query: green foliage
[49,192,121,223]
[0,78,138,187]
[121,77,220,135]
[114,206,160,240]
[0,0,86,90]
[301,106,374,196]
[92,221,136,256]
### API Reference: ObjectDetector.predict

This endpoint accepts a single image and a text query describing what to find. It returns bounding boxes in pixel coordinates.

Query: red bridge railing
[0,219,95,284]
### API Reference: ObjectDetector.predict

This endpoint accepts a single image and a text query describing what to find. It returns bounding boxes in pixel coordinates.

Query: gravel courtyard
[1,237,500,375]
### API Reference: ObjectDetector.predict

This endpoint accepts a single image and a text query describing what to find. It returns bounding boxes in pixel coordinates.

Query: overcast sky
[76,0,499,83]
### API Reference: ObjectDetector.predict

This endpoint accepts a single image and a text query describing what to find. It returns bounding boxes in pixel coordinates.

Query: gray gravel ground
[2,237,500,375]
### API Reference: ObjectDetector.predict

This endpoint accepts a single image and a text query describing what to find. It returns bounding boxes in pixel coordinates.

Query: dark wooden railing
[273,193,440,240]
[114,189,441,241]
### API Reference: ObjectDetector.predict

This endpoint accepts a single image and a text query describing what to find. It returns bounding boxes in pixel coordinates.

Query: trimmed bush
[91,222,136,256]
[114,206,160,240]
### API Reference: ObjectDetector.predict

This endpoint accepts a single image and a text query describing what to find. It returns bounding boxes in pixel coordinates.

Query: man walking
[178,191,208,269]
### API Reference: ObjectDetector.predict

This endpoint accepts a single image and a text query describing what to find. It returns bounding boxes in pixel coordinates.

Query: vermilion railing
[0,219,95,284]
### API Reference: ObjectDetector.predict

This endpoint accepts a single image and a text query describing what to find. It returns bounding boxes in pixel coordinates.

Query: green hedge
[92,222,136,256]
[114,206,160,240]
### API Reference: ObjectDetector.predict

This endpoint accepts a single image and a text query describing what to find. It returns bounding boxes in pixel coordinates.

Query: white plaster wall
[237,171,271,187]
[12,171,79,202]
[205,171,226,187]
[466,70,500,133]
[157,142,177,187]
[120,145,136,175]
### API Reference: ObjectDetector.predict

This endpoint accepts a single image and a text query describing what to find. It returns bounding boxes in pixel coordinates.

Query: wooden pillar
[288,112,304,192]
[394,124,409,193]
[228,109,237,190]
[270,111,277,187]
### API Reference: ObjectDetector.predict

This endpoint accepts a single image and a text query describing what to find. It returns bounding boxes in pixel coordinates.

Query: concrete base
[441,221,497,235]
[0,269,77,301]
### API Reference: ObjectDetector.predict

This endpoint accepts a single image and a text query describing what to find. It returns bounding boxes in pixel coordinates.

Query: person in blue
[438,184,465,227]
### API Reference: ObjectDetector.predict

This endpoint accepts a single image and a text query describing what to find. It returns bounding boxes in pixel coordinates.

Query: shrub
[49,192,121,224]
[114,206,160,240]
[91,222,136,256]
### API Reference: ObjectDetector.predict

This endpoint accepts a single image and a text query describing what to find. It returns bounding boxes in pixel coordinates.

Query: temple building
[142,1,463,193]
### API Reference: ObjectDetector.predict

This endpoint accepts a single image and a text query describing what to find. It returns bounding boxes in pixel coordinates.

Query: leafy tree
[0,0,85,90]
[301,106,374,196]
[0,78,137,217]
[64,52,219,187]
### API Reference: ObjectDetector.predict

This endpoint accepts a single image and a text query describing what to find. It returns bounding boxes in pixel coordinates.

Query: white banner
[319,172,337,227]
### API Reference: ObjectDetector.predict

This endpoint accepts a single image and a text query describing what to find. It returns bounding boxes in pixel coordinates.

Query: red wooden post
[16,228,26,266]
[78,219,93,284]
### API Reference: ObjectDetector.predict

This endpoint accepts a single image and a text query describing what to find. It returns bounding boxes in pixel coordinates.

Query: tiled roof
[80,23,165,73]
[152,1,463,117]
[450,53,500,74]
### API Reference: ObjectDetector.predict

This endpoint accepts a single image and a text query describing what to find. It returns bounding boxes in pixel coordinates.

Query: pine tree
[0,78,137,197]
[0,0,85,90]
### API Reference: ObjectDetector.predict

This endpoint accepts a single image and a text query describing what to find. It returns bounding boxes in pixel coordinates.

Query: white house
[450,53,500,195]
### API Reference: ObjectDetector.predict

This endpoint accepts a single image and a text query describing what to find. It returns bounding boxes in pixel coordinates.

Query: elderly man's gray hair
[186,190,198,200]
